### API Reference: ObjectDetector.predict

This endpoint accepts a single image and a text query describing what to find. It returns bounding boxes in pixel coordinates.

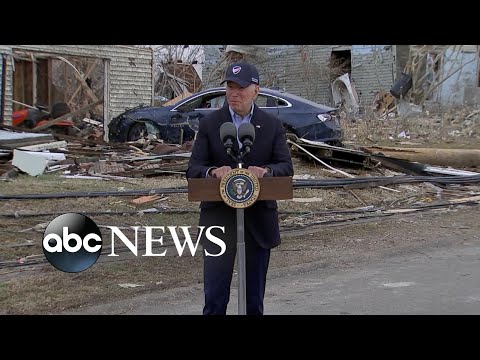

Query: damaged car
[108,87,343,145]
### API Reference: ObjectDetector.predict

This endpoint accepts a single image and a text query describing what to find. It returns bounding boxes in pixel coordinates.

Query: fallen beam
[364,146,480,168]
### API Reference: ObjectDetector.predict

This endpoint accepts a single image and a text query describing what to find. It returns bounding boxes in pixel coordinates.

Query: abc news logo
[42,213,226,273]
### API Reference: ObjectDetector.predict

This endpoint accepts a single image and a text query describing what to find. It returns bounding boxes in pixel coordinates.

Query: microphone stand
[235,146,248,316]
[224,141,251,315]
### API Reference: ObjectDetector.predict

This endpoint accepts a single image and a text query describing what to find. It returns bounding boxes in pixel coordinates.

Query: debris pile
[0,125,191,180]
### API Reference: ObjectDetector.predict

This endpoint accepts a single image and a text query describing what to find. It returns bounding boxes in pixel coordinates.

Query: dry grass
[342,105,479,149]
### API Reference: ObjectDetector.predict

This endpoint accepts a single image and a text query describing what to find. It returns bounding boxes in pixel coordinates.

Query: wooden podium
[188,172,293,315]
[188,176,293,202]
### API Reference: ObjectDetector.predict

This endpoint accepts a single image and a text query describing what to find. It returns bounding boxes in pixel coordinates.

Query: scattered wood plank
[0,129,54,148]
[18,140,68,151]
[130,194,164,206]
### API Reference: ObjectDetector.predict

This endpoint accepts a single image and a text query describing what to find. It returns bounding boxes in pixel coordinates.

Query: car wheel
[128,123,148,141]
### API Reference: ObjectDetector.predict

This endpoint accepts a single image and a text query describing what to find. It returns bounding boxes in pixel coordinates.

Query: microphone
[238,122,255,154]
[219,122,237,156]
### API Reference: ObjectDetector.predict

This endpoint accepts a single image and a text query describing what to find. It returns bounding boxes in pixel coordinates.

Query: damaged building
[202,45,480,114]
[2,45,478,145]
[0,45,154,141]
[202,45,396,113]
[396,45,480,107]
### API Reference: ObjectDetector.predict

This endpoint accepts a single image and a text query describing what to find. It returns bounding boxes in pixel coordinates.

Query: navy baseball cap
[221,62,260,88]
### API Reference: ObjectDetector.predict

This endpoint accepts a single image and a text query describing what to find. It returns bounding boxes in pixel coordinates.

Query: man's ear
[253,85,260,98]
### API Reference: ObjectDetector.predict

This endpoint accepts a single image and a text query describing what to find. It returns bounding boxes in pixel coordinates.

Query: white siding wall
[0,45,153,132]
[0,47,13,124]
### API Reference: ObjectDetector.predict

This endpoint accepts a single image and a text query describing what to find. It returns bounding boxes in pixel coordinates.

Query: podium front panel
[187,176,293,202]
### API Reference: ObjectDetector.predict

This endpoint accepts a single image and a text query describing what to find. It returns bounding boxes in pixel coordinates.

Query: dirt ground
[0,110,479,314]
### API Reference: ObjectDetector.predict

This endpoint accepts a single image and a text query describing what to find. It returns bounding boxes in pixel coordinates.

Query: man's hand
[247,166,269,178]
[210,166,233,178]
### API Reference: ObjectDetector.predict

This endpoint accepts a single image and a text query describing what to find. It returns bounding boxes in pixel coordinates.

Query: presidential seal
[219,168,260,209]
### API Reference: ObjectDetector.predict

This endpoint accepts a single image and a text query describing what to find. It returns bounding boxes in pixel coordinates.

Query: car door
[171,90,226,140]
[186,92,226,125]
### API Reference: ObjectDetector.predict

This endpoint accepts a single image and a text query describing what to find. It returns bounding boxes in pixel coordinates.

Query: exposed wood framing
[31,99,103,132]
[68,61,97,106]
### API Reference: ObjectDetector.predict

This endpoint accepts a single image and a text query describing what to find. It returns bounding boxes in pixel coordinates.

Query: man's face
[225,81,259,117]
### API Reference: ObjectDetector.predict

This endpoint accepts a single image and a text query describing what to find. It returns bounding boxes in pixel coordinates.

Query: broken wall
[0,45,153,134]
[203,45,395,112]
[350,45,395,108]
[404,45,480,107]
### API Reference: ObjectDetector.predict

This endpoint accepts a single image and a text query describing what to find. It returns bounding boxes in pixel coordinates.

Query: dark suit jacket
[186,103,294,249]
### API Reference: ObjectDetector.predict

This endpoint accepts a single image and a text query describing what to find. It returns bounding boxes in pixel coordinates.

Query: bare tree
[138,45,204,101]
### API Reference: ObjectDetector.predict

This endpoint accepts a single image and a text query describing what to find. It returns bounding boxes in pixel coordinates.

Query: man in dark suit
[186,62,294,315]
